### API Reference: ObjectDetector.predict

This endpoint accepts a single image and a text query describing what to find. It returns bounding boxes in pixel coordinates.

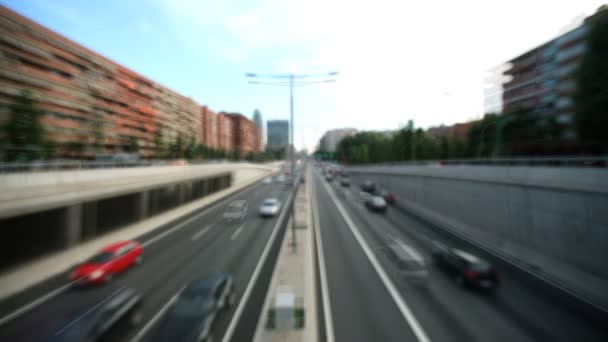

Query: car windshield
[86,252,113,264]
[372,197,385,205]
[470,261,492,272]
[263,200,277,206]
[226,205,242,213]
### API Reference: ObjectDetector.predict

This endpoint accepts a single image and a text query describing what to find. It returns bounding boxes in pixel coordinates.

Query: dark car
[433,248,499,291]
[365,196,387,213]
[361,180,376,193]
[49,288,142,342]
[380,190,396,205]
[146,274,235,342]
[340,177,351,187]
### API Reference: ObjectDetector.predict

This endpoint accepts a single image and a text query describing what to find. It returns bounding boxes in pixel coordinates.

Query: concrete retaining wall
[347,165,608,277]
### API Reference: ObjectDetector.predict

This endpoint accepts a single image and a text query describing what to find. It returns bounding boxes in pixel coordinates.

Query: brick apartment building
[426,122,471,140]
[217,112,234,152]
[0,5,260,159]
[201,106,218,149]
[0,5,203,158]
[228,112,260,156]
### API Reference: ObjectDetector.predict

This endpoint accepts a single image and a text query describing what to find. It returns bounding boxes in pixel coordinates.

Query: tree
[93,114,105,154]
[229,149,240,160]
[169,135,183,158]
[6,90,45,160]
[128,136,139,153]
[185,137,196,159]
[153,127,165,158]
[574,6,608,149]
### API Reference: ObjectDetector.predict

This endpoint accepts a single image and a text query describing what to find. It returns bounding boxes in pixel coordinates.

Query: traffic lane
[0,181,286,341]
[376,200,608,341]
[334,183,538,342]
[0,177,274,319]
[382,205,608,342]
[335,179,607,342]
[135,192,291,342]
[312,173,420,342]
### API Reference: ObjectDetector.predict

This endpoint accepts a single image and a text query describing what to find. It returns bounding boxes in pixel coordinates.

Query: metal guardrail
[347,156,608,168]
[0,159,236,173]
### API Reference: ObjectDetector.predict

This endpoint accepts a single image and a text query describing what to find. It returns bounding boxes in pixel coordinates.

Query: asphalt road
[313,168,607,342]
[0,177,291,342]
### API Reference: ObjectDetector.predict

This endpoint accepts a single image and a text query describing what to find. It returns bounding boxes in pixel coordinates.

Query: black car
[361,180,376,193]
[433,248,499,290]
[365,196,387,213]
[340,177,351,187]
[146,274,235,342]
[49,288,142,342]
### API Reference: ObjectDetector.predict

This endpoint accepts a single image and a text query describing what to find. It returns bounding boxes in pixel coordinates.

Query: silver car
[259,198,281,217]
[224,200,248,223]
[386,242,429,285]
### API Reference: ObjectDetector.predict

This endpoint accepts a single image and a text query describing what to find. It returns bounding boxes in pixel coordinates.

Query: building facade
[201,106,218,150]
[319,128,357,152]
[266,120,289,150]
[0,5,264,159]
[426,122,471,139]
[0,5,201,158]
[228,113,260,155]
[217,113,234,152]
[496,16,592,139]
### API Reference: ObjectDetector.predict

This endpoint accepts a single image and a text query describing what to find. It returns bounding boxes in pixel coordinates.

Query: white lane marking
[311,172,336,342]
[0,178,269,327]
[221,191,294,342]
[0,281,73,326]
[55,287,125,335]
[142,213,207,247]
[132,287,183,342]
[230,225,244,240]
[192,225,213,241]
[142,179,272,247]
[320,179,432,342]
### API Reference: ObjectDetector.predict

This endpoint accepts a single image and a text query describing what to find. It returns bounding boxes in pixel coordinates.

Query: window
[87,252,113,263]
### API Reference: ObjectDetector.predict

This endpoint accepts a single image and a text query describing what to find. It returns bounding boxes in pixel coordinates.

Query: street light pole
[289,74,296,248]
[246,71,338,250]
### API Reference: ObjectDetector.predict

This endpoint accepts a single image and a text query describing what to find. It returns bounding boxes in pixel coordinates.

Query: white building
[319,128,358,152]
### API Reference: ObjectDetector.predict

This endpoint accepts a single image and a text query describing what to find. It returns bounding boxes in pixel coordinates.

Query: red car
[380,191,397,205]
[70,241,142,285]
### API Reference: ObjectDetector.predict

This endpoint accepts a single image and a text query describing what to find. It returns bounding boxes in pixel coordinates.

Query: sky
[1,0,605,150]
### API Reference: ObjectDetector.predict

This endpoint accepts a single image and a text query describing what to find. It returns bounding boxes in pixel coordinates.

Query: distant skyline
[1,0,605,150]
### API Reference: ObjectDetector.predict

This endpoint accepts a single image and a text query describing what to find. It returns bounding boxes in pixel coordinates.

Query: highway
[0,176,292,342]
[312,168,607,342]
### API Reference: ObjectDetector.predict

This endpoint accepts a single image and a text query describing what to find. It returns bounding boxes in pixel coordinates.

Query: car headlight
[90,270,104,279]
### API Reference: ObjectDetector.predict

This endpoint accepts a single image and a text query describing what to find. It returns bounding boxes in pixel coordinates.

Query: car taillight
[464,270,478,278]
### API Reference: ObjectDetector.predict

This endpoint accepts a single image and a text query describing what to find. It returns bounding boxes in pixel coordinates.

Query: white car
[277,175,286,183]
[224,200,248,223]
[259,198,281,217]
[263,177,273,184]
